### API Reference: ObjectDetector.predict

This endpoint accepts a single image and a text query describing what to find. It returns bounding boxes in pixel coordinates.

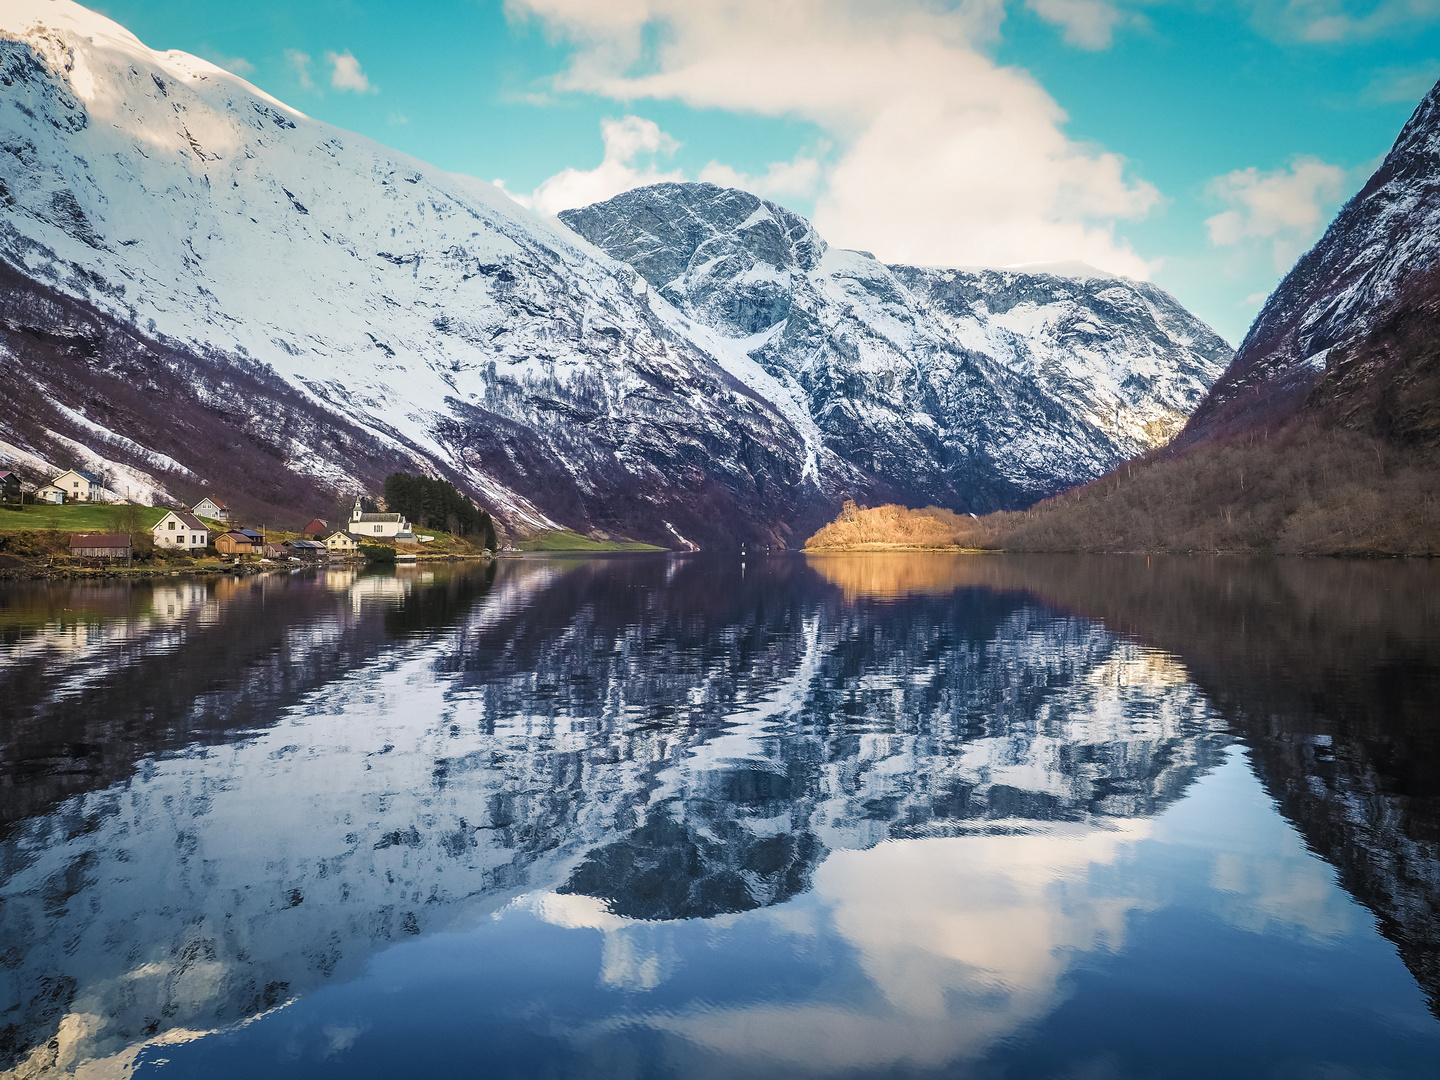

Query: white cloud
[285,49,314,91]
[520,115,685,216]
[1205,157,1348,269]
[1025,0,1127,49]
[507,0,1158,277]
[326,50,375,94]
[698,152,823,200]
[1245,0,1440,42]
[1362,60,1440,104]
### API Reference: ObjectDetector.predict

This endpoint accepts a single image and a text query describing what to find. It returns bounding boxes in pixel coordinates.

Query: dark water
[1,555,1438,1078]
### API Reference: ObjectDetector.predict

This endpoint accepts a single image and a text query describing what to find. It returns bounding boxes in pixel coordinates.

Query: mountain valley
[0,0,1233,545]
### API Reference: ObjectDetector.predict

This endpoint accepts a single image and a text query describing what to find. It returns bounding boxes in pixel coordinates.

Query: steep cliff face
[0,0,842,545]
[973,79,1440,555]
[0,262,421,522]
[561,183,1232,511]
[1182,79,1440,446]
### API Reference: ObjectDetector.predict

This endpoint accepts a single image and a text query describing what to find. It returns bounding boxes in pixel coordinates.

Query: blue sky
[93,0,1440,344]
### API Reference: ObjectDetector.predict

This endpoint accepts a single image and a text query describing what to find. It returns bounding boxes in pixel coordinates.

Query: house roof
[238,529,264,540]
[193,496,229,510]
[158,511,207,530]
[69,533,131,548]
[305,518,328,527]
[218,530,258,541]
[353,513,404,522]
[55,469,103,484]
[0,471,16,481]
[324,531,355,542]
[284,539,327,549]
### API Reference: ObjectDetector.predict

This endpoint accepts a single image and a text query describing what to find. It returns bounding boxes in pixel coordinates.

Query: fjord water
[1,557,1437,1078]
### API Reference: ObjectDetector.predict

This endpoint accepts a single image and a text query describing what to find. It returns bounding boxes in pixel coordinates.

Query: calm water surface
[1,555,1438,1078]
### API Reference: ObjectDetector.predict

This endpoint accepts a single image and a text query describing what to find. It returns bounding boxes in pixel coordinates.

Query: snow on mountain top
[562,182,1232,499]
[0,0,831,542]
[997,260,1125,281]
[1,2,1232,531]
[5,0,304,118]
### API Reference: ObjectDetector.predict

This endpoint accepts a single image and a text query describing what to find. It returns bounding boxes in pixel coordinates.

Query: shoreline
[0,552,494,582]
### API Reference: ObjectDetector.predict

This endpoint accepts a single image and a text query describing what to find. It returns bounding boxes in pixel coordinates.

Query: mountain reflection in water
[0,555,1437,1078]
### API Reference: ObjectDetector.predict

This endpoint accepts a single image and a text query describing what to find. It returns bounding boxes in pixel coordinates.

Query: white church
[349,496,417,541]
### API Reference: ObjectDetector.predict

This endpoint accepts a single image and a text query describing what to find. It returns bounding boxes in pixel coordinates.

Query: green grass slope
[516,530,665,552]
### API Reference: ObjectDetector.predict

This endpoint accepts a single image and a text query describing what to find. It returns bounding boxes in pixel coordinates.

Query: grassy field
[0,504,171,533]
[516,530,665,552]
[394,528,488,556]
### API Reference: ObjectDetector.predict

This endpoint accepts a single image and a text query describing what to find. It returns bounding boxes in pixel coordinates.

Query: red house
[303,518,329,537]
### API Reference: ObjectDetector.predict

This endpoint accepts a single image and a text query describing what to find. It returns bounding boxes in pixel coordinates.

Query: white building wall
[152,513,210,548]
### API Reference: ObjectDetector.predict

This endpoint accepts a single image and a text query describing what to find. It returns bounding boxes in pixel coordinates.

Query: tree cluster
[382,472,498,549]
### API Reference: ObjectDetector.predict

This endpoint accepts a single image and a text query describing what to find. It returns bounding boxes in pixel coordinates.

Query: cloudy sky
[97,0,1440,343]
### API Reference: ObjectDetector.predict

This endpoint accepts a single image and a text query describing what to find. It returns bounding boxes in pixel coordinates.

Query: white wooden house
[152,511,210,550]
[49,469,114,503]
[324,531,359,553]
[190,496,230,522]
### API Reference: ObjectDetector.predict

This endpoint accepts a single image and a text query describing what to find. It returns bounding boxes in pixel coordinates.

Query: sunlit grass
[0,504,168,532]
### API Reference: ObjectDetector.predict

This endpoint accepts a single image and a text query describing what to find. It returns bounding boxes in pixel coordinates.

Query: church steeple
[352,494,363,521]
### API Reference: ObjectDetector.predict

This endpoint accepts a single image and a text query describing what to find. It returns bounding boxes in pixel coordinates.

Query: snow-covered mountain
[562,183,1231,509]
[0,0,843,546]
[1182,79,1440,445]
[0,0,1228,542]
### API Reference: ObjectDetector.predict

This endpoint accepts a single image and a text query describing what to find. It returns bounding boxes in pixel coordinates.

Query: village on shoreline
[0,467,498,580]
[0,465,672,580]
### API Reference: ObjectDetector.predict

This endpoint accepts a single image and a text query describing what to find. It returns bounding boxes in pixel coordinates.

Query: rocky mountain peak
[562,182,826,337]
[563,182,1232,511]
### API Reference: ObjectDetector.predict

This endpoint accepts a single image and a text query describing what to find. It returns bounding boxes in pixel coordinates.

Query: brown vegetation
[808,269,1440,558]
[807,262,1440,556]
[806,422,1440,555]
[997,422,1439,554]
[804,501,993,550]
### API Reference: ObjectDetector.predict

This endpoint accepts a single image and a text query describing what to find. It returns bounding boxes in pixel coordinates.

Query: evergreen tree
[382,472,487,537]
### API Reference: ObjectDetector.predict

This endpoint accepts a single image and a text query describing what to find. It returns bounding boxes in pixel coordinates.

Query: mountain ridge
[561,182,1231,513]
[0,0,840,545]
[2,0,1231,543]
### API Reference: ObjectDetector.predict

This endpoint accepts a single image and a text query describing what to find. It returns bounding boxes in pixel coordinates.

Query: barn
[69,533,133,561]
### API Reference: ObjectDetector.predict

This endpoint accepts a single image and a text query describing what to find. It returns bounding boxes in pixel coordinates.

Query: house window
[168,521,176,530]
[374,525,382,532]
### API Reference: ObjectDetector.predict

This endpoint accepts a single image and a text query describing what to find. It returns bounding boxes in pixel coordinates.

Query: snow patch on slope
[0,1,824,542]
